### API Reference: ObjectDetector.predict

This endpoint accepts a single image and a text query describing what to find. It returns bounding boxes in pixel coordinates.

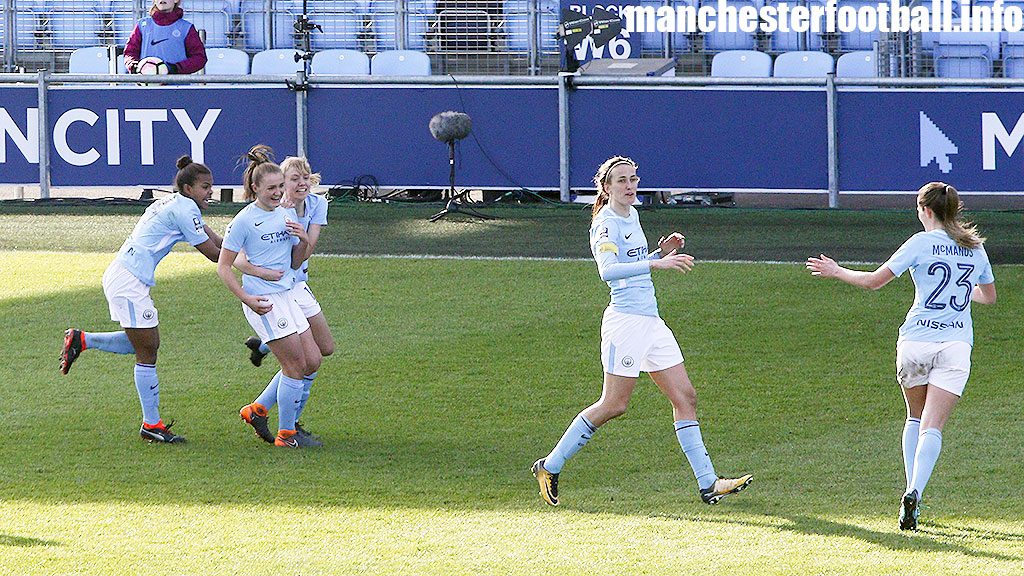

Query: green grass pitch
[0,205,1021,574]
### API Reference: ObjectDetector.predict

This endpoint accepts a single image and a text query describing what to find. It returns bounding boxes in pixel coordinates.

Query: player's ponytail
[241,144,282,202]
[592,156,637,219]
[917,182,984,249]
[173,155,211,194]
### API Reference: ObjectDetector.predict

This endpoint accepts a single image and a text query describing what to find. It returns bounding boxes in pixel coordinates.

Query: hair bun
[246,144,275,165]
[176,155,193,170]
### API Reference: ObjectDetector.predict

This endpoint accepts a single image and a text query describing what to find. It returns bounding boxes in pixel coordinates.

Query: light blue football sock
[909,428,943,497]
[84,331,135,354]
[255,371,282,409]
[902,418,921,490]
[258,341,270,355]
[277,375,304,432]
[296,371,317,420]
[675,420,718,490]
[543,414,597,474]
[134,363,160,425]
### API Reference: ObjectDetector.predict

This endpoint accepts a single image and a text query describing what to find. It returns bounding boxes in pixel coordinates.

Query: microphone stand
[429,139,497,222]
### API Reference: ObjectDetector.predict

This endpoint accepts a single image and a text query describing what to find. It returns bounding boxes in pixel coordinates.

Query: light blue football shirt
[115,193,209,286]
[223,203,299,296]
[293,193,328,283]
[590,205,661,317]
[884,229,994,346]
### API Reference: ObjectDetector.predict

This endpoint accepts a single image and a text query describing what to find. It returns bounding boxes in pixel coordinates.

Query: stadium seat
[836,51,876,77]
[307,5,365,51]
[503,0,531,52]
[936,29,1001,60]
[371,49,430,74]
[773,50,834,77]
[933,43,993,78]
[766,0,822,52]
[836,0,880,51]
[311,48,370,74]
[68,45,114,73]
[699,0,757,51]
[1003,33,1024,78]
[204,47,250,73]
[105,0,139,46]
[251,48,303,74]
[710,50,771,77]
[185,0,240,48]
[44,2,104,49]
[370,0,434,51]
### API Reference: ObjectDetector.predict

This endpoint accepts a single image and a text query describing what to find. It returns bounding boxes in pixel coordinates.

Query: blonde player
[807,182,996,530]
[532,156,753,506]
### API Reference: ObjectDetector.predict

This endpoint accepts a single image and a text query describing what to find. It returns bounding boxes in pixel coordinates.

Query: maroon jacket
[124,7,208,74]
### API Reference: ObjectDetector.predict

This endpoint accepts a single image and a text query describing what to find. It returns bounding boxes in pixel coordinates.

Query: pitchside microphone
[429,111,472,143]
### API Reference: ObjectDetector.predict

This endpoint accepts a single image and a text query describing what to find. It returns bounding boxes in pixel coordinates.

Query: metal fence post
[558,72,572,203]
[296,70,308,157]
[397,0,408,51]
[4,0,15,72]
[37,69,50,200]
[527,0,539,75]
[826,72,839,208]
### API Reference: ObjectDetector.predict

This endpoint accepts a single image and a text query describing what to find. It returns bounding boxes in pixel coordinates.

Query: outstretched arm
[806,254,895,290]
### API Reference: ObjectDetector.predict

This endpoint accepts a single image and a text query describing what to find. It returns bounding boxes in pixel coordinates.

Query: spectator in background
[124,0,208,74]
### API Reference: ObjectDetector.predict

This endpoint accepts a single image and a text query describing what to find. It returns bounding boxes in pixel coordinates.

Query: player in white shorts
[532,156,753,507]
[59,156,224,443]
[807,181,996,531]
[236,156,334,441]
[217,145,321,449]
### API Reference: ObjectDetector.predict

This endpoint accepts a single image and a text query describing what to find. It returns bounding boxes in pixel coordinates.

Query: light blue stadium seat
[44,2,104,49]
[934,43,992,78]
[937,29,1001,59]
[1003,43,1024,78]
[773,50,834,77]
[371,49,430,74]
[710,49,771,77]
[766,0,822,52]
[700,0,757,51]
[68,45,113,73]
[837,0,880,51]
[836,50,875,77]
[186,0,240,48]
[251,48,302,74]
[308,6,365,51]
[105,0,139,46]
[204,47,250,73]
[242,0,301,50]
[370,0,434,51]
[311,48,371,74]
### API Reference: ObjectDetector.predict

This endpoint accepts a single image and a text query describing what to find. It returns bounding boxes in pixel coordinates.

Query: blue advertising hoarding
[568,87,829,190]
[0,86,296,186]
[838,89,1024,193]
[306,86,559,189]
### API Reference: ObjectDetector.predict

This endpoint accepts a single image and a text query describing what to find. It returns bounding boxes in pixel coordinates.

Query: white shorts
[102,259,158,329]
[601,308,684,377]
[896,340,972,396]
[243,290,310,343]
[291,281,322,318]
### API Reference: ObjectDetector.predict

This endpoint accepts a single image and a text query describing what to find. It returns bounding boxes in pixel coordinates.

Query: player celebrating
[238,157,334,441]
[532,156,753,506]
[218,145,322,448]
[807,182,996,531]
[59,156,222,443]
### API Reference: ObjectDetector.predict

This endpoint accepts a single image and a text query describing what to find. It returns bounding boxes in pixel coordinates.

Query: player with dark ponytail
[59,155,223,443]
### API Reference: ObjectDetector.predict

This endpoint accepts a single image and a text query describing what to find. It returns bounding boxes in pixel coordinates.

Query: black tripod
[292,0,321,76]
[429,140,496,222]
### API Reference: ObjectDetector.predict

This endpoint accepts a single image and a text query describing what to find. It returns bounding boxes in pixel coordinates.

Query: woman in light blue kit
[532,156,754,507]
[807,181,996,531]
[60,156,223,444]
[238,156,334,442]
[217,145,322,448]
